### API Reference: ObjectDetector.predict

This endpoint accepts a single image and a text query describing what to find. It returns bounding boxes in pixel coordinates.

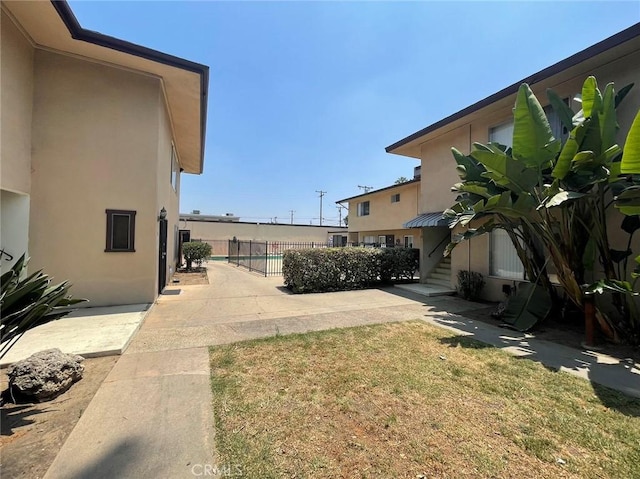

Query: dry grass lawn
[209,321,640,478]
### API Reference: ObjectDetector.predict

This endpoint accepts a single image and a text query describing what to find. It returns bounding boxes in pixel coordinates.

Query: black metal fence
[227,240,331,276]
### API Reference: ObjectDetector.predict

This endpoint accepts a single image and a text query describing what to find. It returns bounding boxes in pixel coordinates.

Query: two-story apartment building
[1,0,209,306]
[337,172,421,248]
[386,23,640,301]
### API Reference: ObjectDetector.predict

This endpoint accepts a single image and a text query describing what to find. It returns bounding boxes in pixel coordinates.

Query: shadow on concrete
[0,403,49,435]
[275,286,294,295]
[66,304,151,317]
[64,437,143,479]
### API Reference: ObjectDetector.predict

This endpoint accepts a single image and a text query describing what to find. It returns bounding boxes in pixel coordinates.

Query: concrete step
[394,283,456,297]
[428,271,451,281]
[433,266,451,275]
[425,277,453,288]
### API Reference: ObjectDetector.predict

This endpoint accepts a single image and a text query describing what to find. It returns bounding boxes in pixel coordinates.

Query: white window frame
[391,193,400,203]
[489,229,525,280]
[363,235,376,246]
[357,201,370,216]
[404,235,414,248]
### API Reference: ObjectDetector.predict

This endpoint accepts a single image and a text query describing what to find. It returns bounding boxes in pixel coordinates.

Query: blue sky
[69,1,640,226]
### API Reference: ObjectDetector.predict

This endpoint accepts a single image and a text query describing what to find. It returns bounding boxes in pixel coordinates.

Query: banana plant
[446,76,638,339]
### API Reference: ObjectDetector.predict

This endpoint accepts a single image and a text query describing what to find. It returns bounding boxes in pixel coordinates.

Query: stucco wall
[29,50,161,306]
[419,126,470,214]
[157,94,181,287]
[1,10,33,194]
[347,181,420,233]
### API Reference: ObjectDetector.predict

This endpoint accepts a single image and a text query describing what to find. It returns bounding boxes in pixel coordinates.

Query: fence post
[249,240,252,272]
[265,241,268,277]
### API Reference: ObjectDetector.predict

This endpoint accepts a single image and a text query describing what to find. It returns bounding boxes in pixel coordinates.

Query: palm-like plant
[445,76,640,341]
[0,254,86,359]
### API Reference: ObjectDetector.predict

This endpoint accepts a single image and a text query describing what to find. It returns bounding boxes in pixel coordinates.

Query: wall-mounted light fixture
[158,207,167,221]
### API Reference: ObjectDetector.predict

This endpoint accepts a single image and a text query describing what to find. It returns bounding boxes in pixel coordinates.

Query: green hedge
[282,247,419,293]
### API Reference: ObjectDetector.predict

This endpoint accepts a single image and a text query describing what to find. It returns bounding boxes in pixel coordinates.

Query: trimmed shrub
[456,270,485,301]
[283,247,419,293]
[379,248,419,282]
[182,241,212,270]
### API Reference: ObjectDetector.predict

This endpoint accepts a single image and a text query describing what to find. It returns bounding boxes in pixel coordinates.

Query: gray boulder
[8,348,85,402]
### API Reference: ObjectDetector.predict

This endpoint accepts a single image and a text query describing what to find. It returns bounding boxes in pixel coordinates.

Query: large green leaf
[545,191,586,208]
[582,76,602,119]
[452,147,485,182]
[546,88,575,132]
[615,184,640,215]
[473,148,539,194]
[615,83,634,108]
[512,84,559,169]
[621,110,640,174]
[502,283,552,331]
[600,83,617,151]
[452,181,498,199]
[552,129,579,179]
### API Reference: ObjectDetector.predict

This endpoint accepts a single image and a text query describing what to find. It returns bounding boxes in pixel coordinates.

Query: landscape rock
[7,349,85,402]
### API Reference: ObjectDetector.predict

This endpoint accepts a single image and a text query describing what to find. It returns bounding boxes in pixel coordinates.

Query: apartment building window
[404,235,414,248]
[489,121,514,146]
[363,235,376,245]
[490,229,524,279]
[391,193,400,203]
[357,201,370,216]
[489,104,568,148]
[105,209,136,252]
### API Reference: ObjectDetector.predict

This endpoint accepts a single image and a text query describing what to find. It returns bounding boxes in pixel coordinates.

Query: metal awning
[403,212,449,228]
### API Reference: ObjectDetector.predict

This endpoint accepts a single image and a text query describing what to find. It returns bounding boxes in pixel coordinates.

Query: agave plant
[0,254,86,359]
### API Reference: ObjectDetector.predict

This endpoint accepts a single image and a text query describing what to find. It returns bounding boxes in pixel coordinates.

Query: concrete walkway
[43,262,640,478]
[0,304,150,367]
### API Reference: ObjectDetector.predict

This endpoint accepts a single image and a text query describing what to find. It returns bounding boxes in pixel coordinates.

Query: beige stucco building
[387,23,640,301]
[1,1,208,306]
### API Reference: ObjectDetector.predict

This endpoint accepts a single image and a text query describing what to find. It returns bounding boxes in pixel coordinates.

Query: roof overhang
[2,0,208,174]
[336,178,420,203]
[386,22,640,159]
[403,212,449,228]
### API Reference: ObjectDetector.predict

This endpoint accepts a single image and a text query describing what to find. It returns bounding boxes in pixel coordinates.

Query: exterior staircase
[394,256,455,298]
[425,256,453,288]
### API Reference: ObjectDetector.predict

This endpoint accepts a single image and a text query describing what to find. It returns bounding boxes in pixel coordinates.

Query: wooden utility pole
[316,190,326,225]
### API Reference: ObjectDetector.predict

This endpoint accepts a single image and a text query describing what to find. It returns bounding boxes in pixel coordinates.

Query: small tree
[395,176,409,184]
[182,242,212,270]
